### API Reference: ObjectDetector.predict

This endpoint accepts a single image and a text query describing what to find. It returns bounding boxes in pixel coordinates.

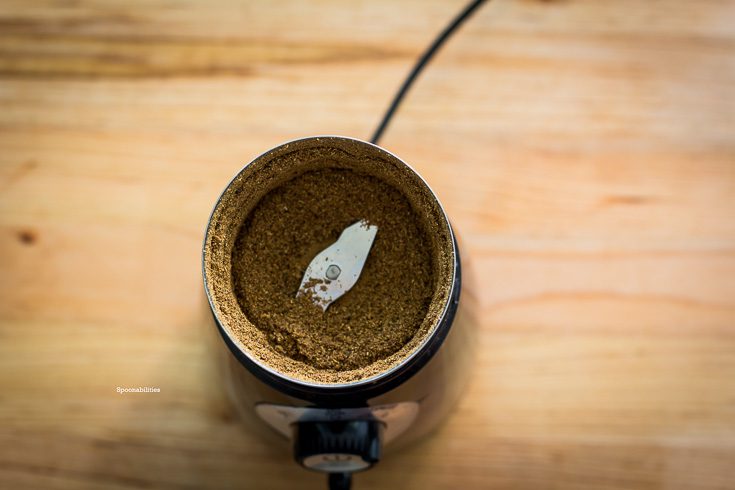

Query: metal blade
[297,220,378,311]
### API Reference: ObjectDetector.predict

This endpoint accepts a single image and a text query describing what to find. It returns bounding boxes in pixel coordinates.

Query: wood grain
[1,1,734,488]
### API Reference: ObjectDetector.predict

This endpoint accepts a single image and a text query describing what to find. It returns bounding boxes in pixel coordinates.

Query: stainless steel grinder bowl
[202,136,475,483]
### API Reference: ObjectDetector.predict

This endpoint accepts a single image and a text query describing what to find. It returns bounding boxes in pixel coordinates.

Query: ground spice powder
[231,168,434,371]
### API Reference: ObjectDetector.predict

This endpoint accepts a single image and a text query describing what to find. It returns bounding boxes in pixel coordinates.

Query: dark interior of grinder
[204,138,454,384]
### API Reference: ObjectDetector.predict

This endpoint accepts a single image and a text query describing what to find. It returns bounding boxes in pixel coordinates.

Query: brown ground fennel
[231,168,434,371]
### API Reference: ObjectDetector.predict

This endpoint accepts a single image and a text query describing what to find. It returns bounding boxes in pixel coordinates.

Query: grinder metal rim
[202,135,459,400]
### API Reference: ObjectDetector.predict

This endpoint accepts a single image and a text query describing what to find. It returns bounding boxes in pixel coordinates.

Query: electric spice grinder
[203,136,474,488]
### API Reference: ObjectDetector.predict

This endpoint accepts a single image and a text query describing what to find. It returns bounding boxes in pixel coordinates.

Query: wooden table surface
[1,1,734,489]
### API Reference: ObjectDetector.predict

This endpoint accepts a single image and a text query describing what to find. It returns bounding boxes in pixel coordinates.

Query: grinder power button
[293,419,383,475]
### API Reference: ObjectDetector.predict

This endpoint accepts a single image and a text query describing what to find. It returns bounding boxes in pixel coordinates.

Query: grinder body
[203,136,475,477]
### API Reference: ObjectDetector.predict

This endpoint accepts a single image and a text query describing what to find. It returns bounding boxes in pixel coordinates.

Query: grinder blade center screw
[325,264,341,280]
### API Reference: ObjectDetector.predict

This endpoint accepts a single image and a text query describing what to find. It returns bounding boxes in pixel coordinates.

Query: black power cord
[370,0,488,145]
[328,472,352,490]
